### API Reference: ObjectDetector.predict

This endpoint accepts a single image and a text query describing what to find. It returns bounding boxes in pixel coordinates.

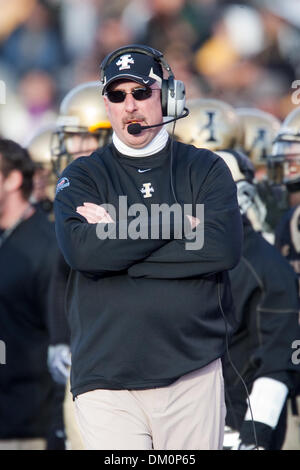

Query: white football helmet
[51,81,112,175]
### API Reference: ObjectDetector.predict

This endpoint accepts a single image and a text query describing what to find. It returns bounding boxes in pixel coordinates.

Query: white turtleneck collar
[112,127,169,157]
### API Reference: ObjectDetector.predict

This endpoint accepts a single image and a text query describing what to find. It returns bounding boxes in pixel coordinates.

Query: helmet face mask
[268,107,300,189]
[216,149,266,231]
[52,81,112,176]
[266,156,284,186]
[236,179,267,230]
[51,127,112,176]
[235,108,281,181]
[271,142,300,184]
[26,125,58,202]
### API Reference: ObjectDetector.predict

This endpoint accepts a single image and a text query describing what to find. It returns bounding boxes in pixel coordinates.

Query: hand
[76,202,115,224]
[238,443,265,450]
[186,215,200,230]
[47,344,71,385]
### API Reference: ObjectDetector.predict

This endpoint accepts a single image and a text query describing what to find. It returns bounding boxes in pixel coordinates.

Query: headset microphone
[127,108,189,135]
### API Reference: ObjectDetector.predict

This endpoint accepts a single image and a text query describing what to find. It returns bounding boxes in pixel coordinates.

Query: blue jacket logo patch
[56,177,70,194]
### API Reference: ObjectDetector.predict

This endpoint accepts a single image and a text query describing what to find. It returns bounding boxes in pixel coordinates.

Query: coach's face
[103,80,163,149]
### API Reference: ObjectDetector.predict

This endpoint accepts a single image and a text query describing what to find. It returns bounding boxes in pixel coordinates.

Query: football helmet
[268,107,300,191]
[51,81,112,175]
[26,124,57,203]
[235,108,281,179]
[216,149,266,231]
[171,98,242,151]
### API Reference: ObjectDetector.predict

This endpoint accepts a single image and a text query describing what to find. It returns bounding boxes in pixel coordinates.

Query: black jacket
[0,210,57,438]
[54,140,243,398]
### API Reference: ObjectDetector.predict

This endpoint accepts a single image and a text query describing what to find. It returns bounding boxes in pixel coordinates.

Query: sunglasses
[105,87,160,103]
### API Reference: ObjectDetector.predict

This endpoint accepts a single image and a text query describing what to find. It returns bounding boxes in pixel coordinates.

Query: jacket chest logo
[140,182,154,198]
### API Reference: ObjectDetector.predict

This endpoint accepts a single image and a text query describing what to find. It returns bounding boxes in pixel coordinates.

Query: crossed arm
[76,202,241,279]
[54,164,190,275]
[55,158,242,279]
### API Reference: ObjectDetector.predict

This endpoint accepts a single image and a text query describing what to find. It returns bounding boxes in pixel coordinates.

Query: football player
[171,97,242,151]
[26,124,57,216]
[173,103,299,449]
[51,80,112,176]
[270,106,300,279]
[216,149,299,450]
[235,107,288,238]
[172,98,266,233]
[269,107,300,450]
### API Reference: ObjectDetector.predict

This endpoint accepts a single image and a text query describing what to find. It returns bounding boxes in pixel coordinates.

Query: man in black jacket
[0,139,57,449]
[54,44,243,450]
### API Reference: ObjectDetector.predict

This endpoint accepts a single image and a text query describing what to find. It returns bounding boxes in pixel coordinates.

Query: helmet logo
[200,111,217,142]
[116,54,134,70]
[251,128,268,160]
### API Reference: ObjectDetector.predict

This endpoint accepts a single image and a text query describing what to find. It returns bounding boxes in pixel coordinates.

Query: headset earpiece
[165,79,186,118]
[100,44,186,118]
[161,79,169,117]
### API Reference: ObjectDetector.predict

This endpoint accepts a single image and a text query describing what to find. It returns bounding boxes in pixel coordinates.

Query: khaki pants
[0,438,46,450]
[282,396,300,450]
[63,377,85,450]
[74,358,226,450]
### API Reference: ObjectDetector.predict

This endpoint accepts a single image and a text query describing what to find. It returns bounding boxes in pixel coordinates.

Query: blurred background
[0,0,300,144]
[1,1,300,451]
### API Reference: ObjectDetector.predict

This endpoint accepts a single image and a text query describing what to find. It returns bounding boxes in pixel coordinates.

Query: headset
[100,44,186,118]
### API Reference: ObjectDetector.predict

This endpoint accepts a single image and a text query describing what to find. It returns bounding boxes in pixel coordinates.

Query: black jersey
[256,180,289,233]
[54,140,243,398]
[275,204,300,398]
[0,210,57,438]
[276,205,300,283]
[224,218,300,430]
[47,252,71,346]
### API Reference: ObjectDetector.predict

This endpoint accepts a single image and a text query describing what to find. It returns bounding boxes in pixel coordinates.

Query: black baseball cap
[101,51,163,94]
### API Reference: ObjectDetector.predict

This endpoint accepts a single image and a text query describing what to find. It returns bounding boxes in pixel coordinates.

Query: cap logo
[149,67,162,85]
[116,54,134,71]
